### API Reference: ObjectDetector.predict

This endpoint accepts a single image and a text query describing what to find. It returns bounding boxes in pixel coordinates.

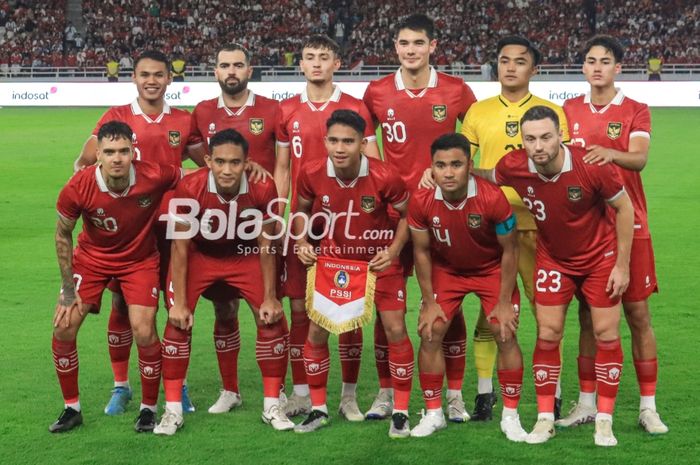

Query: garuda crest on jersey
[360,195,375,213]
[568,186,583,202]
[505,121,519,138]
[249,118,264,135]
[607,122,622,140]
[468,213,481,229]
[168,130,181,147]
[432,105,447,122]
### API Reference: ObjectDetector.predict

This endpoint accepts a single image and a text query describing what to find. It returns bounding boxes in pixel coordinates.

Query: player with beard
[189,44,281,414]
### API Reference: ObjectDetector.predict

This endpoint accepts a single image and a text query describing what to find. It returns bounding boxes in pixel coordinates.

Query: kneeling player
[479,106,634,446]
[51,121,182,433]
[292,110,414,438]
[408,134,526,441]
[154,129,292,435]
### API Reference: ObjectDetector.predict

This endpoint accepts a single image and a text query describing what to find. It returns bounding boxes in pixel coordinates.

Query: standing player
[274,35,379,420]
[559,35,667,434]
[74,50,204,415]
[480,106,634,447]
[408,133,526,441]
[457,36,569,421]
[189,43,280,414]
[154,129,292,435]
[292,110,413,438]
[51,121,182,433]
[362,14,477,422]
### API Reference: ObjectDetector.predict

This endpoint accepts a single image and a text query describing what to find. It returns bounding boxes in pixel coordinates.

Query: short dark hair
[216,43,252,64]
[497,35,542,66]
[134,50,170,71]
[97,120,133,142]
[396,14,435,40]
[326,109,366,136]
[520,105,560,131]
[209,129,249,157]
[302,34,341,57]
[430,133,471,159]
[583,35,624,63]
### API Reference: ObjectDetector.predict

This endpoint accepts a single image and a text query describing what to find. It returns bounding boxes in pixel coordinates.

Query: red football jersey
[564,90,652,238]
[92,100,202,168]
[191,93,279,173]
[363,67,477,191]
[171,168,278,257]
[276,86,376,210]
[57,161,182,265]
[408,176,513,275]
[495,145,625,274]
[296,156,408,262]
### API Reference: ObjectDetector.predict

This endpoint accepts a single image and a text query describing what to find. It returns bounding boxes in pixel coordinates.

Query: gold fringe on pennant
[305,262,377,335]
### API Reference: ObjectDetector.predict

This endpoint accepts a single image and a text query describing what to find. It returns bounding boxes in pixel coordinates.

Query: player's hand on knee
[417,301,447,342]
[246,160,271,183]
[259,298,283,324]
[418,168,436,189]
[606,264,630,299]
[491,301,518,342]
[53,292,83,328]
[169,304,194,330]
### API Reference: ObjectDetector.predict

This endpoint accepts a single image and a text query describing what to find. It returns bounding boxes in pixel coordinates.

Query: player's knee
[537,323,563,342]
[623,301,652,333]
[290,298,305,313]
[53,326,78,341]
[131,322,157,345]
[306,322,328,345]
[382,320,408,343]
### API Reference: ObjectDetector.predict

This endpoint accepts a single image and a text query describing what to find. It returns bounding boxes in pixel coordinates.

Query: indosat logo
[164,85,190,101]
[11,86,58,101]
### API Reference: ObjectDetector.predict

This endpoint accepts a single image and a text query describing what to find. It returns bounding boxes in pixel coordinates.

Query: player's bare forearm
[258,223,278,300]
[388,218,410,259]
[413,240,435,305]
[170,234,191,308]
[471,168,496,184]
[610,193,634,268]
[364,140,380,159]
[185,144,207,167]
[273,146,290,200]
[55,216,77,302]
[496,230,519,303]
[75,136,98,171]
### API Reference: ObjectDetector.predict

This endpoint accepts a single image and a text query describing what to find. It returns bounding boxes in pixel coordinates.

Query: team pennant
[306,256,376,334]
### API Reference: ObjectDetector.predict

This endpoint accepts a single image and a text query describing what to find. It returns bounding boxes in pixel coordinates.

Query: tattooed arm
[53,215,82,328]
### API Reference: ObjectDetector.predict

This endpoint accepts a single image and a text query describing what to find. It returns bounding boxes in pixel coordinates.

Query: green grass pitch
[1,107,698,465]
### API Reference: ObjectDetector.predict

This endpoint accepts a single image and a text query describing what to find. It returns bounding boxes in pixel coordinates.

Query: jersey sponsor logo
[432,104,447,122]
[292,121,300,133]
[527,186,535,197]
[249,118,264,135]
[138,195,152,208]
[505,121,519,137]
[387,108,395,120]
[567,186,583,202]
[322,195,331,208]
[432,216,441,226]
[607,122,622,140]
[96,208,105,216]
[334,270,350,289]
[208,123,216,134]
[397,289,405,301]
[168,130,181,147]
[360,195,375,213]
[468,213,481,229]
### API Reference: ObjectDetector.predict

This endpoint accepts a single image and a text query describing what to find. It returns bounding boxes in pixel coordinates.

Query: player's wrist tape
[495,214,516,235]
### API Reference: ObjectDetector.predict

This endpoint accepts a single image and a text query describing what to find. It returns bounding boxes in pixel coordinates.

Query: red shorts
[166,252,264,311]
[374,263,407,312]
[72,251,160,312]
[623,237,658,302]
[534,256,620,308]
[433,267,520,320]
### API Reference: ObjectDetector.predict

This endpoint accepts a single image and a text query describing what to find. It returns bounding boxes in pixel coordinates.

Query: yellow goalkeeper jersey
[461,92,569,230]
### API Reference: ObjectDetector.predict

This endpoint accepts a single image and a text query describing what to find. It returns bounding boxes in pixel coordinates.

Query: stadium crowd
[0,0,698,72]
